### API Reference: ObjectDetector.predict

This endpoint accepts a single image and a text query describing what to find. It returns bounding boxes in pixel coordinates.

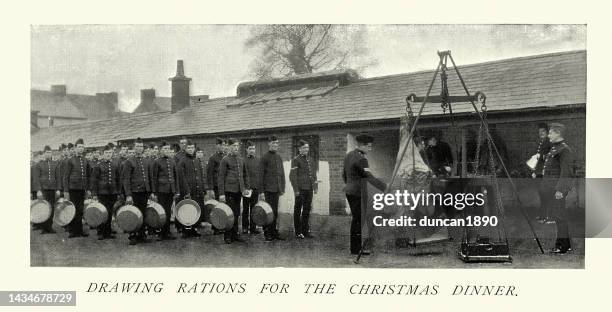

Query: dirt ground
[30,209,584,269]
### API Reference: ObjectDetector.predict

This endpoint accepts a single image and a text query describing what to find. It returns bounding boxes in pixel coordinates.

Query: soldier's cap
[246,140,255,147]
[75,138,84,146]
[227,138,239,145]
[297,139,308,147]
[215,137,226,145]
[103,144,113,151]
[549,122,566,135]
[43,145,51,152]
[356,134,374,144]
[59,143,67,150]
[268,135,278,142]
[67,143,74,149]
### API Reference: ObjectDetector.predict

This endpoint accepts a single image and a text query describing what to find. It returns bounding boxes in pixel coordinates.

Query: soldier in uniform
[176,140,206,238]
[289,139,318,239]
[425,135,453,177]
[32,145,60,234]
[243,141,262,235]
[62,138,90,238]
[122,138,154,245]
[343,134,387,255]
[151,141,179,240]
[90,144,121,240]
[532,123,552,223]
[174,137,188,163]
[218,138,250,244]
[261,136,286,241]
[541,123,574,254]
[206,138,227,235]
[207,138,226,201]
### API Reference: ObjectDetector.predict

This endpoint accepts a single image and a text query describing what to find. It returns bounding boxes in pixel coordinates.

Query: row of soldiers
[30,135,320,246]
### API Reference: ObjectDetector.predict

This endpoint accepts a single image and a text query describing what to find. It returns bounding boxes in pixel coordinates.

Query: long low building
[30,50,586,215]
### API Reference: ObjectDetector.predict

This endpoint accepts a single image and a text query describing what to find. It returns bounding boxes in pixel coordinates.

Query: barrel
[116,205,143,232]
[144,200,166,229]
[174,199,201,227]
[210,202,234,230]
[30,199,52,224]
[84,201,108,228]
[54,199,76,227]
[251,201,274,226]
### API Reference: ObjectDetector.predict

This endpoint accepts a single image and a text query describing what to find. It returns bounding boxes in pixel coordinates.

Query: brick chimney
[168,60,191,113]
[140,89,156,107]
[51,85,66,97]
[95,92,119,112]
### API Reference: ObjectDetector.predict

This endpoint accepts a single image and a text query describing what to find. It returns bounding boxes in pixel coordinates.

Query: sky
[31,24,586,112]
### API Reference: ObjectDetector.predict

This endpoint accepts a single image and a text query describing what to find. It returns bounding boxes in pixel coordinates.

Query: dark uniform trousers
[535,174,550,219]
[68,190,86,235]
[539,179,570,249]
[131,192,148,237]
[294,189,313,235]
[41,190,56,231]
[97,194,116,237]
[346,194,362,254]
[264,191,280,238]
[224,192,242,240]
[242,190,259,231]
[156,192,174,235]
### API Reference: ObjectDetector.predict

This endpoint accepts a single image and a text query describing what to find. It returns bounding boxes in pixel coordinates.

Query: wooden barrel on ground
[252,201,274,226]
[210,202,234,230]
[84,201,108,228]
[31,199,52,224]
[144,200,166,229]
[116,205,143,232]
[54,199,76,227]
[174,199,201,227]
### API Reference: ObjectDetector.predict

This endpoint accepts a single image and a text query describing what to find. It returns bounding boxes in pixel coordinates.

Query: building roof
[30,90,88,119]
[31,50,586,150]
[30,89,120,120]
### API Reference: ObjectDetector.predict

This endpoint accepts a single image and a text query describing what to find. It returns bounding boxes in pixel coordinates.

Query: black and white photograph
[29,24,586,268]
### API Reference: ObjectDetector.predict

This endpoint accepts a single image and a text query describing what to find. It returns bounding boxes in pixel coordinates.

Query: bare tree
[245,25,377,79]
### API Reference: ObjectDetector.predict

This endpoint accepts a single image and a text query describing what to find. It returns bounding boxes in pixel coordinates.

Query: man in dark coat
[151,141,179,240]
[532,123,553,223]
[90,144,121,240]
[343,134,387,255]
[62,138,90,238]
[218,138,250,244]
[261,136,286,241]
[176,140,206,238]
[243,141,262,235]
[206,138,227,235]
[541,123,574,254]
[425,135,453,177]
[32,145,60,234]
[122,138,154,245]
[289,139,318,239]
